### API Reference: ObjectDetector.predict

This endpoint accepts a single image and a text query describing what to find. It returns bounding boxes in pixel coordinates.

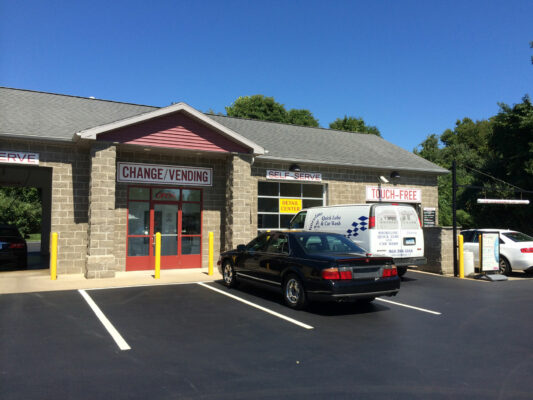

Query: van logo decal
[346,216,368,238]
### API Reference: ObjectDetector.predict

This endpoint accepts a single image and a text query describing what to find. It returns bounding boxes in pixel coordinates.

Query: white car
[461,229,533,275]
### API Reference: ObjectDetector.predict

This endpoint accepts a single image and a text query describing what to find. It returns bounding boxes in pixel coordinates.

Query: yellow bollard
[154,232,161,279]
[478,234,482,272]
[50,232,58,280]
[458,234,464,278]
[208,232,214,276]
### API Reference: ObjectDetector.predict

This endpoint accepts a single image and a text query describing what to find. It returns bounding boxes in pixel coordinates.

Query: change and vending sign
[117,162,212,186]
[480,232,500,272]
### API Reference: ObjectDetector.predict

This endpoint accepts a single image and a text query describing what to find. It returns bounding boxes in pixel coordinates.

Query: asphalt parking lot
[1,271,532,400]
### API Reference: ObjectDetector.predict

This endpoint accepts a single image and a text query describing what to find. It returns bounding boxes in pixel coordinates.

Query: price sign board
[480,232,500,272]
[423,208,436,227]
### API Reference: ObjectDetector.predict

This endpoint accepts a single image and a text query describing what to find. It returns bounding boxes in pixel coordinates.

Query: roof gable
[77,102,264,155]
[96,110,251,154]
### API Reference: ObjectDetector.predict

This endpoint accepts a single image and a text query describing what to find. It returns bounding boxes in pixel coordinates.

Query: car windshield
[502,232,533,242]
[294,233,366,254]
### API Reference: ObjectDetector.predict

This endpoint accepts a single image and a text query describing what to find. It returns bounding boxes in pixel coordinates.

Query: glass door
[153,203,179,269]
[126,186,202,270]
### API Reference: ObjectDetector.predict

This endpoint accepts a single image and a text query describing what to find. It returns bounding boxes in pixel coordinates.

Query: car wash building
[0,87,448,278]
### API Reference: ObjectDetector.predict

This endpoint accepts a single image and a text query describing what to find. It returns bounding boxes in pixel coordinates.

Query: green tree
[225,95,288,123]
[470,96,533,234]
[0,187,42,236]
[286,109,319,127]
[415,97,533,234]
[329,116,381,136]
[489,96,533,186]
[225,95,319,127]
[415,118,493,227]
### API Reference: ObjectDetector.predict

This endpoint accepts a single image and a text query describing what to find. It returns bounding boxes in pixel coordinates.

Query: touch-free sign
[0,151,39,165]
[266,170,322,182]
[366,186,421,203]
[117,162,212,186]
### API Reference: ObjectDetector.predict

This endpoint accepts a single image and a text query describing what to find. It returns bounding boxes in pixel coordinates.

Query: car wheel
[222,261,238,288]
[499,256,511,275]
[397,267,407,277]
[283,274,308,310]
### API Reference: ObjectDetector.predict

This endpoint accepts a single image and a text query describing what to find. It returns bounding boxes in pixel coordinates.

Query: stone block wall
[252,161,439,214]
[86,142,117,278]
[224,154,255,250]
[1,139,91,274]
[0,139,444,277]
[423,227,456,275]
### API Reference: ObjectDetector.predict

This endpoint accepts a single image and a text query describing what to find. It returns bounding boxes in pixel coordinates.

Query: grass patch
[27,233,41,242]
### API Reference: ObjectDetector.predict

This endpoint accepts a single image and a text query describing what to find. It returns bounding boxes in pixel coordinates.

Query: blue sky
[1,0,531,152]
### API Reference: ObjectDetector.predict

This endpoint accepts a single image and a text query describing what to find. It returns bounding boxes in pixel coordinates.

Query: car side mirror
[236,244,246,252]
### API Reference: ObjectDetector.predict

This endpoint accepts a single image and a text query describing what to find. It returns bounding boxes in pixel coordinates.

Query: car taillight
[382,266,398,278]
[368,216,375,229]
[9,243,25,249]
[520,248,533,253]
[322,268,353,280]
[339,270,352,279]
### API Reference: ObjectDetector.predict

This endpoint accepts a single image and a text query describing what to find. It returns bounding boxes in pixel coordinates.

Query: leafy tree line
[414,96,533,234]
[0,187,42,236]
[223,95,381,136]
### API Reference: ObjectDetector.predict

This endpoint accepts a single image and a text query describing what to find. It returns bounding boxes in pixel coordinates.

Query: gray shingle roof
[0,87,155,141]
[210,115,448,174]
[0,87,447,174]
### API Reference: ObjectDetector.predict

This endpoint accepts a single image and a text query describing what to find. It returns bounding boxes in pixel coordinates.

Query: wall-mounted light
[390,171,400,180]
[379,176,389,183]
[289,164,301,172]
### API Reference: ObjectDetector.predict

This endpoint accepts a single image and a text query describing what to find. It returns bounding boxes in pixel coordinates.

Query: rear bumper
[308,289,399,302]
[307,278,400,302]
[394,257,427,266]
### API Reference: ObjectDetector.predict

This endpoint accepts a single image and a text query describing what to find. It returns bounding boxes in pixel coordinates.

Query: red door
[126,187,202,270]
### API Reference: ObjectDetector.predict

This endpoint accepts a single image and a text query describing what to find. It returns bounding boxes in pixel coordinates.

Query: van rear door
[371,205,401,257]
[370,204,423,260]
[397,206,423,259]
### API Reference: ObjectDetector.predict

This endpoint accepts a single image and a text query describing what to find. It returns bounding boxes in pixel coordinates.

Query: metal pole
[452,160,458,277]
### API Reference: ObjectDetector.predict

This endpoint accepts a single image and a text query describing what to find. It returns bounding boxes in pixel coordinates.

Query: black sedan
[0,224,28,270]
[218,231,400,309]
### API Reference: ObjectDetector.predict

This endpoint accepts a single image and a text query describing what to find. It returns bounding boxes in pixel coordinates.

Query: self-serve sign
[280,199,302,214]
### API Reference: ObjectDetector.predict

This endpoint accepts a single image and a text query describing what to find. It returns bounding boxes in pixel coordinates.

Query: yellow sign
[279,198,302,214]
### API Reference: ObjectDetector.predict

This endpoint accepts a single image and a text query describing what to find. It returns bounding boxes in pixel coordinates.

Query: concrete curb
[0,268,222,294]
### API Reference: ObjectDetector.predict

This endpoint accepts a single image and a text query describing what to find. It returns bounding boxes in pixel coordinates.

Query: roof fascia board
[76,102,265,155]
[0,133,75,143]
[256,155,449,175]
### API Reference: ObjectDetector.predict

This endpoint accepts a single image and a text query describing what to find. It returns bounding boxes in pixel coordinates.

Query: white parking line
[376,298,442,315]
[78,289,131,351]
[198,283,314,330]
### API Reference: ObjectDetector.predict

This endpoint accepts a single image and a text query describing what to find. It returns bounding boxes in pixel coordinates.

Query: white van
[289,203,426,276]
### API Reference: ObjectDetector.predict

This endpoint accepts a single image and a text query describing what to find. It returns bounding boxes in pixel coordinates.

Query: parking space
[1,272,532,399]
